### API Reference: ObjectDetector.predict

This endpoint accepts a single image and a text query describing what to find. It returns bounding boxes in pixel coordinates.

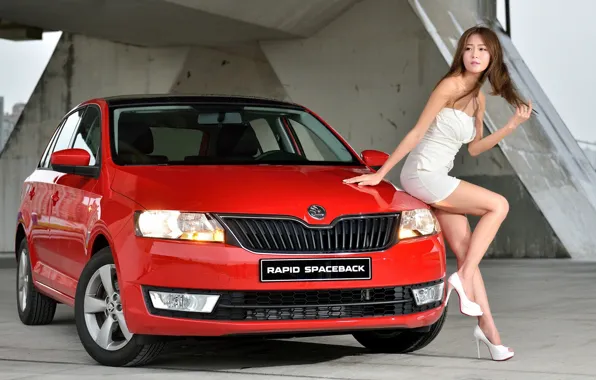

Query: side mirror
[50,148,99,178]
[361,149,389,170]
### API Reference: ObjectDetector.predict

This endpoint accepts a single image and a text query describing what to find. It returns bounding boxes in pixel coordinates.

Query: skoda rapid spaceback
[15,95,448,366]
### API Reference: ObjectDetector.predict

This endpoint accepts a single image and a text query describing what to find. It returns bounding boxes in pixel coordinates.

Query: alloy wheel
[17,249,29,312]
[83,264,133,351]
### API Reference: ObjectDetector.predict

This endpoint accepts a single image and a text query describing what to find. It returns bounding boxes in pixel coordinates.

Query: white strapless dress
[399,108,476,204]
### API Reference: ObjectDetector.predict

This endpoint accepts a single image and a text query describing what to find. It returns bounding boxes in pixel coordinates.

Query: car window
[53,108,84,154]
[250,118,279,153]
[110,105,359,166]
[289,120,327,161]
[39,120,64,169]
[71,105,101,166]
[150,127,204,161]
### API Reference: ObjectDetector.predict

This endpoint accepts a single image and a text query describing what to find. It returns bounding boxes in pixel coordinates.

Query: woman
[343,25,532,361]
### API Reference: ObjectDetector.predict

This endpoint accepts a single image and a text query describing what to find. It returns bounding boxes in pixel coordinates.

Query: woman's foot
[474,325,514,361]
[447,272,482,316]
[477,321,514,352]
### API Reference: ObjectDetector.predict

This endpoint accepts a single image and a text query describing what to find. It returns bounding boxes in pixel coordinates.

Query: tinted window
[53,108,84,153]
[71,105,101,166]
[110,104,359,166]
[290,119,345,161]
[149,127,204,162]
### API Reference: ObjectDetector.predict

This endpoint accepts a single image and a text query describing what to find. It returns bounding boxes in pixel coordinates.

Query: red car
[14,95,448,367]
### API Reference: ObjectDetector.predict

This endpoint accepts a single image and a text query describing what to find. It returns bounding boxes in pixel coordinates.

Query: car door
[50,104,102,297]
[34,107,86,294]
[26,120,64,288]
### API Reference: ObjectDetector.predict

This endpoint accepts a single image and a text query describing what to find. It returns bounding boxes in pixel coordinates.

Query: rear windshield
[109,104,361,166]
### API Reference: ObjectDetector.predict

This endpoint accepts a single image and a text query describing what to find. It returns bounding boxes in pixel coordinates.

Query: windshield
[109,104,361,166]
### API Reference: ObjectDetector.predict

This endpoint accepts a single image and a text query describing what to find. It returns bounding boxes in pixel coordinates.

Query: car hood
[111,165,427,222]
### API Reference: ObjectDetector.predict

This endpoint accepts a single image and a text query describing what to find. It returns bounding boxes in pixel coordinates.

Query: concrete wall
[0,33,189,252]
[261,0,448,186]
[171,44,288,100]
[451,129,567,258]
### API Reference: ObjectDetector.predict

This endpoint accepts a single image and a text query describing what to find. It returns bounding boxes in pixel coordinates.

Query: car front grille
[218,214,399,253]
[143,280,443,322]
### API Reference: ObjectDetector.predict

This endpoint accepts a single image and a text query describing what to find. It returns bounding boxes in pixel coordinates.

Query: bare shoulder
[434,76,460,95]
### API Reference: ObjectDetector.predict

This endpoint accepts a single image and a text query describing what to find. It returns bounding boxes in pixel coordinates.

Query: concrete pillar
[0,33,189,252]
[171,44,288,100]
[261,0,448,186]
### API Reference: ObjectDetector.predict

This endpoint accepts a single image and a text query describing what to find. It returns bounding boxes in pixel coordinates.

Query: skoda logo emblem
[308,205,326,220]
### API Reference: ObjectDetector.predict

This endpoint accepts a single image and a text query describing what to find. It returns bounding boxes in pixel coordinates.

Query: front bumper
[114,222,447,337]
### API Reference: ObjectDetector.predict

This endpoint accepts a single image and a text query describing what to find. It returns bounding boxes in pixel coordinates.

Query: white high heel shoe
[446,272,483,316]
[474,325,514,361]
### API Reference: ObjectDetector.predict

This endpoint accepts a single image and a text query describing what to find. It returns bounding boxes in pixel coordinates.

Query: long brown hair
[438,26,527,109]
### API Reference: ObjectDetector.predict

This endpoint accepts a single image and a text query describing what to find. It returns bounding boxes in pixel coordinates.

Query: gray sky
[0,1,594,143]
[0,31,60,113]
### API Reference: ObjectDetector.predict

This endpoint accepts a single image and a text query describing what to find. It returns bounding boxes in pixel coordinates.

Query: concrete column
[261,0,448,186]
[0,33,188,252]
[171,44,288,100]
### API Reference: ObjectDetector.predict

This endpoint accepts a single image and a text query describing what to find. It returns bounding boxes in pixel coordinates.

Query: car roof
[98,94,304,109]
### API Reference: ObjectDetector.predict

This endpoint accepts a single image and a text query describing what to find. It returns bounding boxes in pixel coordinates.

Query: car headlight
[398,208,440,239]
[134,211,225,242]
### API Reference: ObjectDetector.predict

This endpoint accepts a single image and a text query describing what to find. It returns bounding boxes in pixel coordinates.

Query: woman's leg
[431,180,509,311]
[433,208,511,349]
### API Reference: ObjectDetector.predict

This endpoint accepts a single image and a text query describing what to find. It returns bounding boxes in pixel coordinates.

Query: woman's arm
[468,95,532,157]
[344,78,457,185]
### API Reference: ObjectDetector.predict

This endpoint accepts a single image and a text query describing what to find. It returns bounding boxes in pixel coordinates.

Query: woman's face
[463,34,491,74]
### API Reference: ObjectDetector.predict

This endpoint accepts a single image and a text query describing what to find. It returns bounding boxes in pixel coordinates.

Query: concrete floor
[1,258,595,379]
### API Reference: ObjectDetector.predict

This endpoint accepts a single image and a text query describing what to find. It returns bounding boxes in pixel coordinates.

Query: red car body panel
[16,95,448,338]
[115,231,446,336]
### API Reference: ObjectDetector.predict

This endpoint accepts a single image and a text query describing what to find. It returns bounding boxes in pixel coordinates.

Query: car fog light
[412,282,444,306]
[149,291,219,313]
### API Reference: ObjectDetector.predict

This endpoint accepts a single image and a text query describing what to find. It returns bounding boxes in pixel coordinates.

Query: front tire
[74,247,165,367]
[352,305,448,353]
[16,238,57,325]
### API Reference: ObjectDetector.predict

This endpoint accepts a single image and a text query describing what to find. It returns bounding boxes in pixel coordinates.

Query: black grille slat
[272,221,287,250]
[318,229,324,250]
[221,214,399,254]
[244,220,264,250]
[281,221,295,250]
[370,218,378,249]
[261,221,280,250]
[356,219,361,249]
[301,227,310,251]
[144,280,443,321]
[349,220,354,248]
[291,222,303,250]
[309,229,317,250]
[384,218,394,246]
[341,221,346,250]
[376,218,386,247]
[232,219,254,247]
[254,220,273,250]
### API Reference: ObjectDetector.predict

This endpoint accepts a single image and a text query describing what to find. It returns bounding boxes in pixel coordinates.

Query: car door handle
[51,192,60,205]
